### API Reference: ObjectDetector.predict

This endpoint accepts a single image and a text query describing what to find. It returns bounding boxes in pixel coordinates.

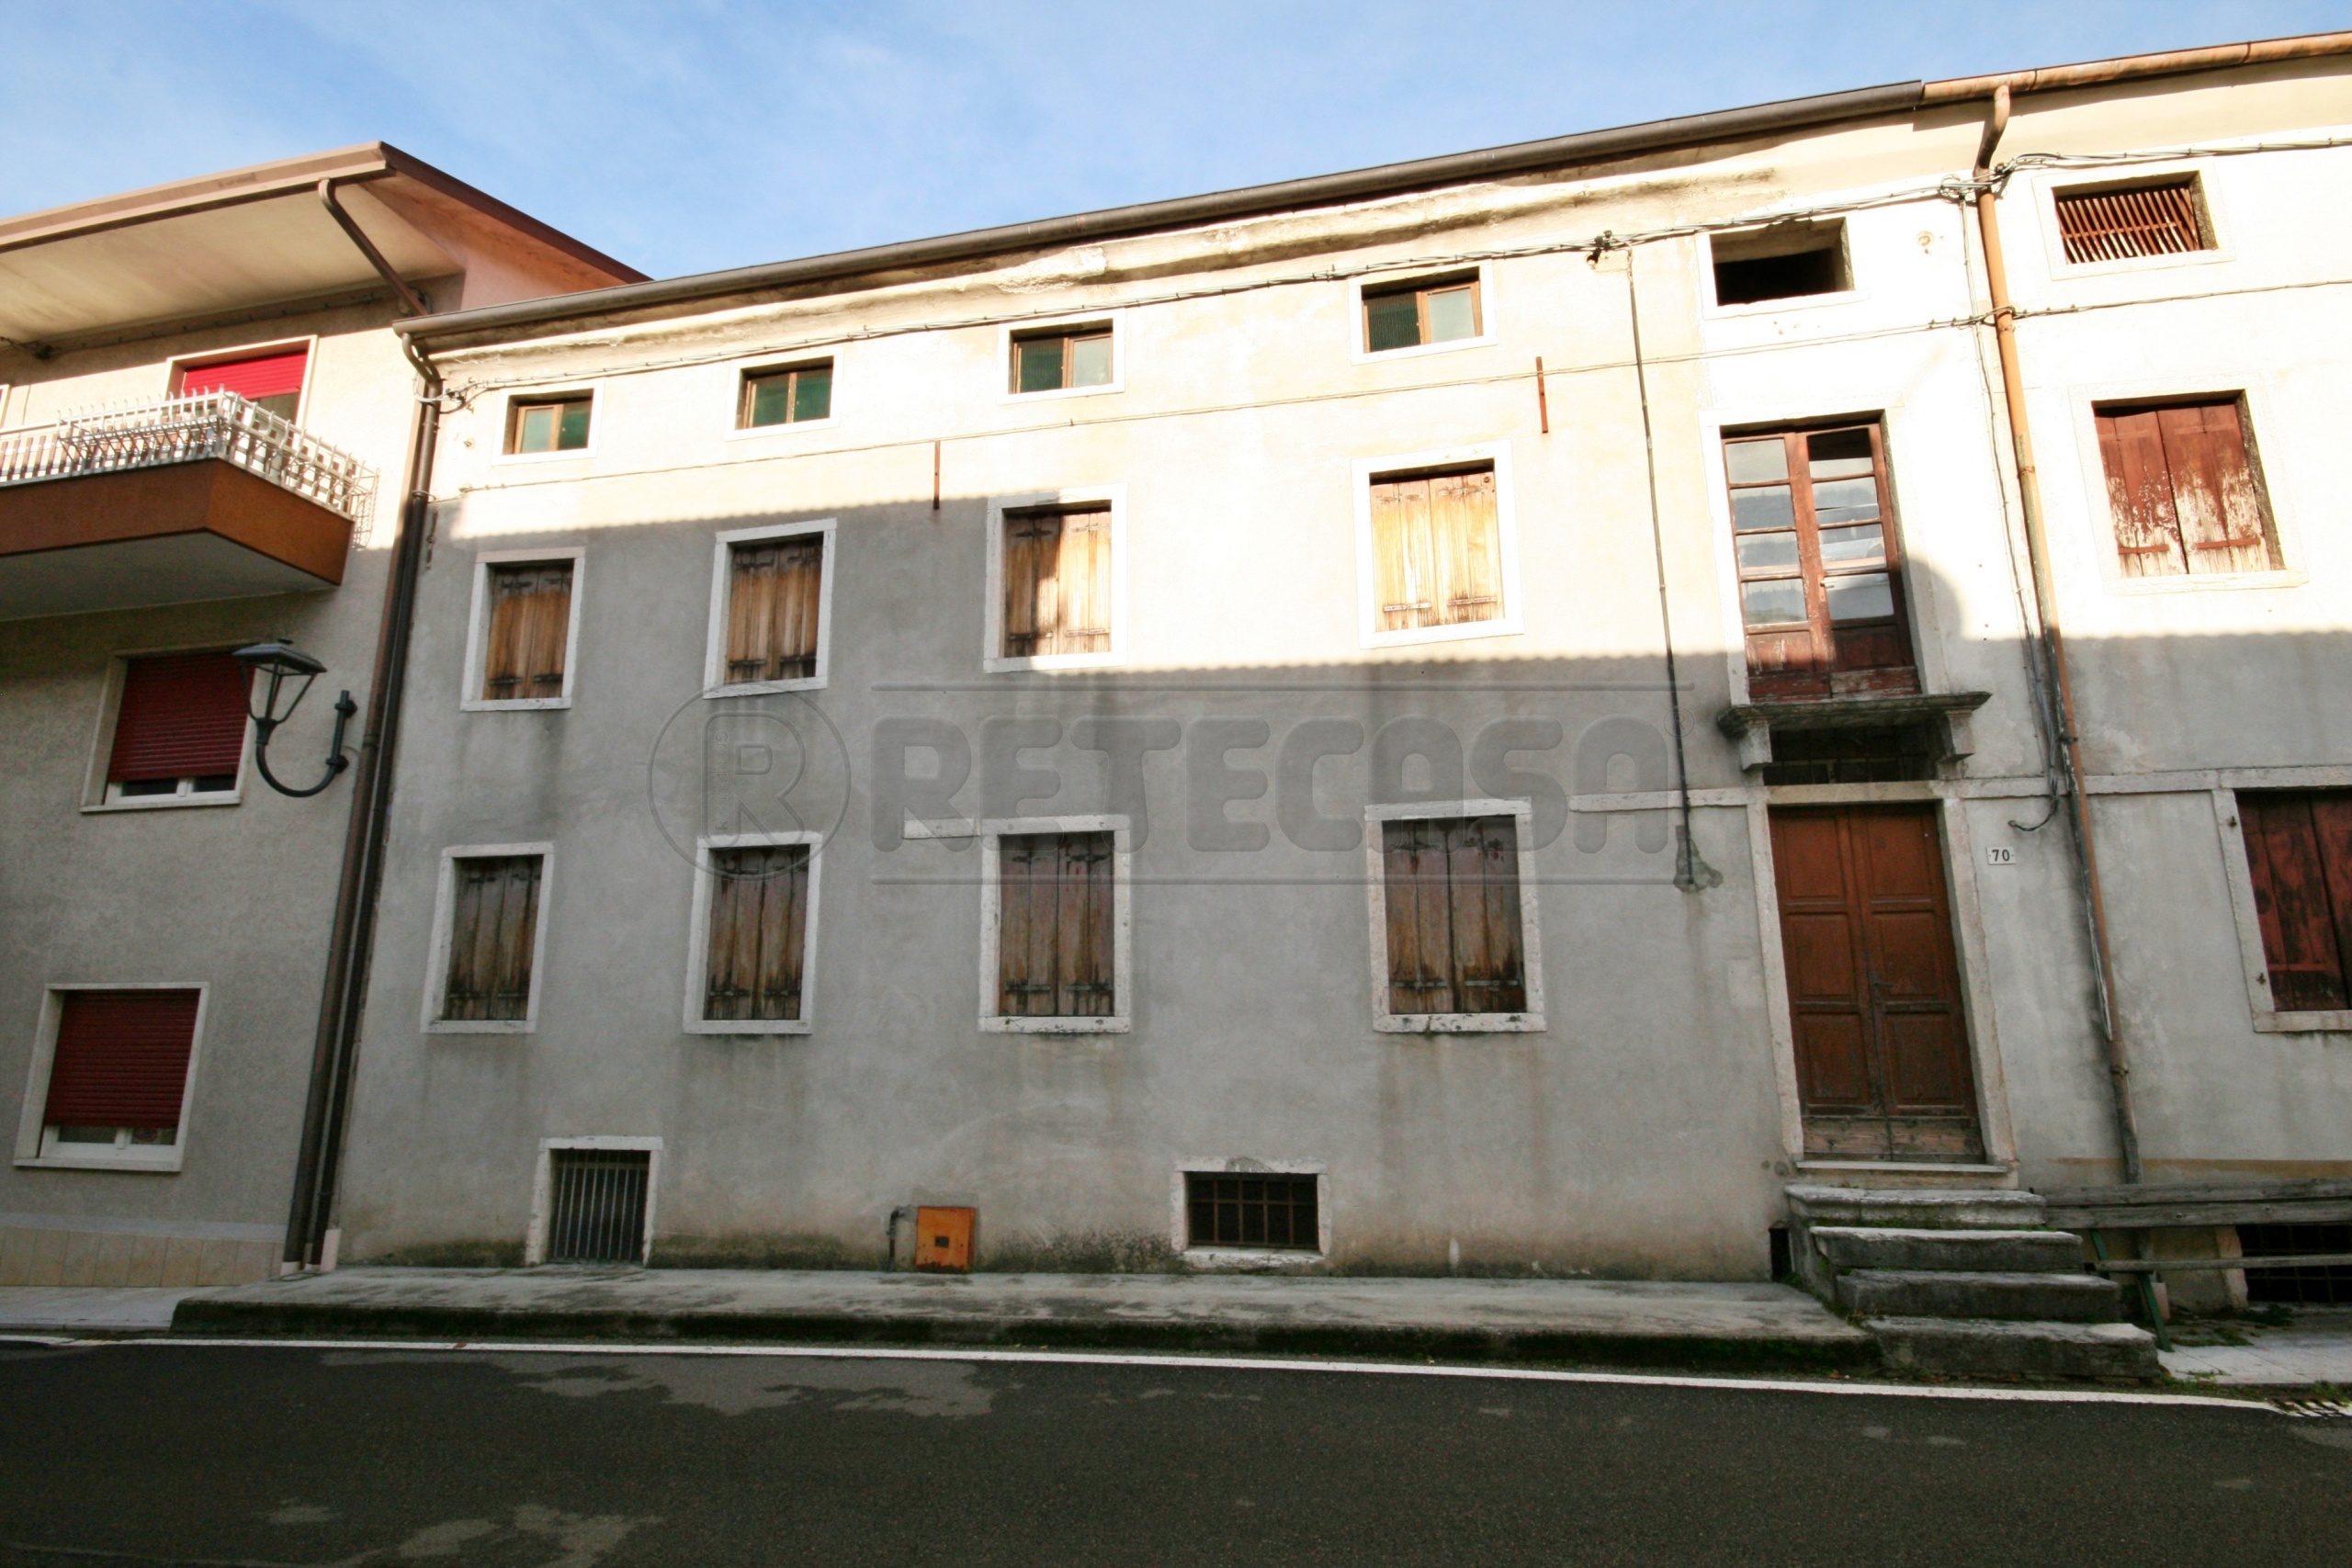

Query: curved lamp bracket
[232,640,356,797]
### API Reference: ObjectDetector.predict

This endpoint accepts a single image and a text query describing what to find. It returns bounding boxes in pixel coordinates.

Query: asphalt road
[2,1341,2346,1567]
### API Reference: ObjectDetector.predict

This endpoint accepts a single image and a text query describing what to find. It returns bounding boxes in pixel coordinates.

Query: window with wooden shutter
[1369,464,1502,633]
[440,855,544,1021]
[724,535,825,684]
[1010,324,1114,392]
[2094,398,2278,578]
[996,831,1115,1018]
[1001,505,1112,658]
[41,989,199,1148]
[1381,816,1527,1018]
[703,843,813,1023]
[1721,423,1916,699]
[2053,177,2210,265]
[1362,272,1482,352]
[506,393,593,454]
[107,651,248,799]
[174,347,309,421]
[480,561,574,702]
[2239,791,2352,1014]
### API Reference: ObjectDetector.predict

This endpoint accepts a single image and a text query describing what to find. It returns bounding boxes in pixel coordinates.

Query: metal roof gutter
[396,81,1922,347]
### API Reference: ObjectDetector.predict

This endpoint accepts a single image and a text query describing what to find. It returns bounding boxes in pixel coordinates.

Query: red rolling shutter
[176,348,308,401]
[108,652,250,784]
[43,990,199,1130]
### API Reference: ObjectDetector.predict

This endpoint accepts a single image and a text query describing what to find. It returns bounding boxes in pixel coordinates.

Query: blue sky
[5,2,2345,280]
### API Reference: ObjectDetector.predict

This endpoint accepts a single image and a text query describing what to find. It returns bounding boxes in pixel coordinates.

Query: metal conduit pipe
[1964,85,2143,1187]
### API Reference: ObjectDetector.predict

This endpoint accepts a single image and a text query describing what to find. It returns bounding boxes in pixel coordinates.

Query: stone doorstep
[1809,1226,2087,1274]
[1870,1316,2162,1383]
[1785,1185,2048,1231]
[1837,1269,2123,1324]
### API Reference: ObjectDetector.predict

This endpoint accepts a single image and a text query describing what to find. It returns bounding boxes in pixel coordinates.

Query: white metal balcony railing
[0,390,376,527]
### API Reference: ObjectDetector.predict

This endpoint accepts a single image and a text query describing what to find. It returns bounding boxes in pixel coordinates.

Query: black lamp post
[232,640,356,797]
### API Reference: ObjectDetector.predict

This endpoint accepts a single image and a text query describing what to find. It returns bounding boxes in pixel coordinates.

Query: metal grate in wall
[545,1148,651,1264]
[2240,1223,2352,1305]
[1186,1172,1319,1251]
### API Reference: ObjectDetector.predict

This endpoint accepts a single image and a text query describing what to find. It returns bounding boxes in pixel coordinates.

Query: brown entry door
[1770,804,1983,1162]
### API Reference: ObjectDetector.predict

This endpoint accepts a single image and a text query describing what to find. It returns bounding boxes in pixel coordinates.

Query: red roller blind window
[43,990,199,1132]
[175,348,308,402]
[108,652,250,784]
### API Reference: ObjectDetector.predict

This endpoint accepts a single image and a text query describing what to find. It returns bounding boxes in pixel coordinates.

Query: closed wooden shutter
[704,843,811,1021]
[481,562,573,700]
[441,855,543,1021]
[43,989,199,1131]
[725,537,823,683]
[107,652,249,784]
[176,348,309,402]
[2241,792,2352,1013]
[1371,467,1500,632]
[998,831,1114,1016]
[1382,816,1527,1016]
[2095,400,2274,577]
[1001,506,1112,657]
[2053,182,2204,265]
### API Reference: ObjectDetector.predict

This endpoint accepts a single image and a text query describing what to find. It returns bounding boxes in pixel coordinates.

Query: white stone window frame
[459,546,587,712]
[492,383,603,465]
[2211,778,2352,1034]
[14,982,208,1173]
[79,642,254,814]
[525,1134,663,1266]
[726,353,840,441]
[1348,262,1497,365]
[977,813,1133,1035]
[981,483,1127,674]
[2032,160,2235,284]
[2061,375,2304,595]
[1170,1159,1331,1266]
[1363,796,1546,1034]
[998,309,1125,404]
[702,517,839,696]
[421,841,555,1035]
[682,829,825,1037]
[1352,443,1524,651]
[164,333,318,424]
[1699,218,1865,321]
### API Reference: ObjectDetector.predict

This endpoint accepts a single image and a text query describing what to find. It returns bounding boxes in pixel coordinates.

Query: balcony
[0,390,374,620]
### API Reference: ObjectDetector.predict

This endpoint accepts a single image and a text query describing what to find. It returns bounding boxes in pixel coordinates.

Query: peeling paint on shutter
[107,652,249,783]
[442,856,543,1021]
[481,562,573,699]
[43,990,198,1131]
[2096,400,2275,578]
[2053,181,2205,265]
[2241,792,2352,1013]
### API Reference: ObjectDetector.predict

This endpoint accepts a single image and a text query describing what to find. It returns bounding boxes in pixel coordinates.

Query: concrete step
[1836,1269,2122,1323]
[1810,1226,2085,1275]
[1868,1316,2161,1383]
[1787,1184,2045,1230]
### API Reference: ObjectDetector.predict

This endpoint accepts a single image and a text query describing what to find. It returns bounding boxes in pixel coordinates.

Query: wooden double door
[1770,804,1983,1162]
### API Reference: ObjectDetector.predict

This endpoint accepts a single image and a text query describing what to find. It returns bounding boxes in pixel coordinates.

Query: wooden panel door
[1770,804,1982,1161]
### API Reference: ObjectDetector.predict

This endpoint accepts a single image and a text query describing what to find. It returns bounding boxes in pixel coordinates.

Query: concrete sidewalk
[0,1286,218,1336]
[168,1268,1875,1371]
[2160,1309,2352,1387]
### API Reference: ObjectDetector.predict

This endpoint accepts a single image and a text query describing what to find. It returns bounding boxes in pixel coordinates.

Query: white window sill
[1351,333,1495,367]
[1375,1012,1545,1034]
[2102,570,2308,596]
[1182,1247,1326,1269]
[684,1018,812,1036]
[2253,1010,2352,1034]
[17,1150,183,1173]
[726,418,837,441]
[982,1015,1130,1035]
[1001,380,1124,407]
[702,675,828,698]
[82,792,241,814]
[425,1019,536,1035]
[1360,616,1522,652]
[1702,288,1863,321]
[2050,248,2229,283]
[492,446,596,467]
[1792,1159,2015,1175]
[983,651,1123,675]
[461,696,573,713]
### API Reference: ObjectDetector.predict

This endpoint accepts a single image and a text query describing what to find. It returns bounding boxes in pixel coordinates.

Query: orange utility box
[912,1206,975,1271]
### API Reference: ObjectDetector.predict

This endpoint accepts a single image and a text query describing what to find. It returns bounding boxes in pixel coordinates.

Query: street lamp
[232,639,356,797]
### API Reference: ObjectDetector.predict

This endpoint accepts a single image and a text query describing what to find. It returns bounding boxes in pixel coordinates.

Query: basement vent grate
[546,1149,650,1264]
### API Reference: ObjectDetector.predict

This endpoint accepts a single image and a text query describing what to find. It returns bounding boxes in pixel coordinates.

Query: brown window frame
[2236,790,2352,1018]
[998,502,1114,661]
[474,558,577,705]
[1721,420,1917,700]
[1366,461,1505,636]
[1374,811,1540,1029]
[1361,270,1483,354]
[2052,175,2211,266]
[1008,322,1115,393]
[1184,1171,1323,1253]
[715,524,831,689]
[504,392,594,455]
[696,839,817,1032]
[432,850,548,1029]
[987,826,1126,1032]
[2093,395,2280,579]
[738,359,834,428]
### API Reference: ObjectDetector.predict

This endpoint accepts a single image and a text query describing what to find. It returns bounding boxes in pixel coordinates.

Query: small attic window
[1712,220,1849,306]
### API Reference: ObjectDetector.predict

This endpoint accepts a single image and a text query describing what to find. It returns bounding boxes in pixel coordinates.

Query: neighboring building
[0,146,639,1284]
[322,37,2352,1294]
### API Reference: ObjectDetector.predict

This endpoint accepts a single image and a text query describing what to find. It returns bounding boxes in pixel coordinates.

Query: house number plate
[1985,845,2016,865]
